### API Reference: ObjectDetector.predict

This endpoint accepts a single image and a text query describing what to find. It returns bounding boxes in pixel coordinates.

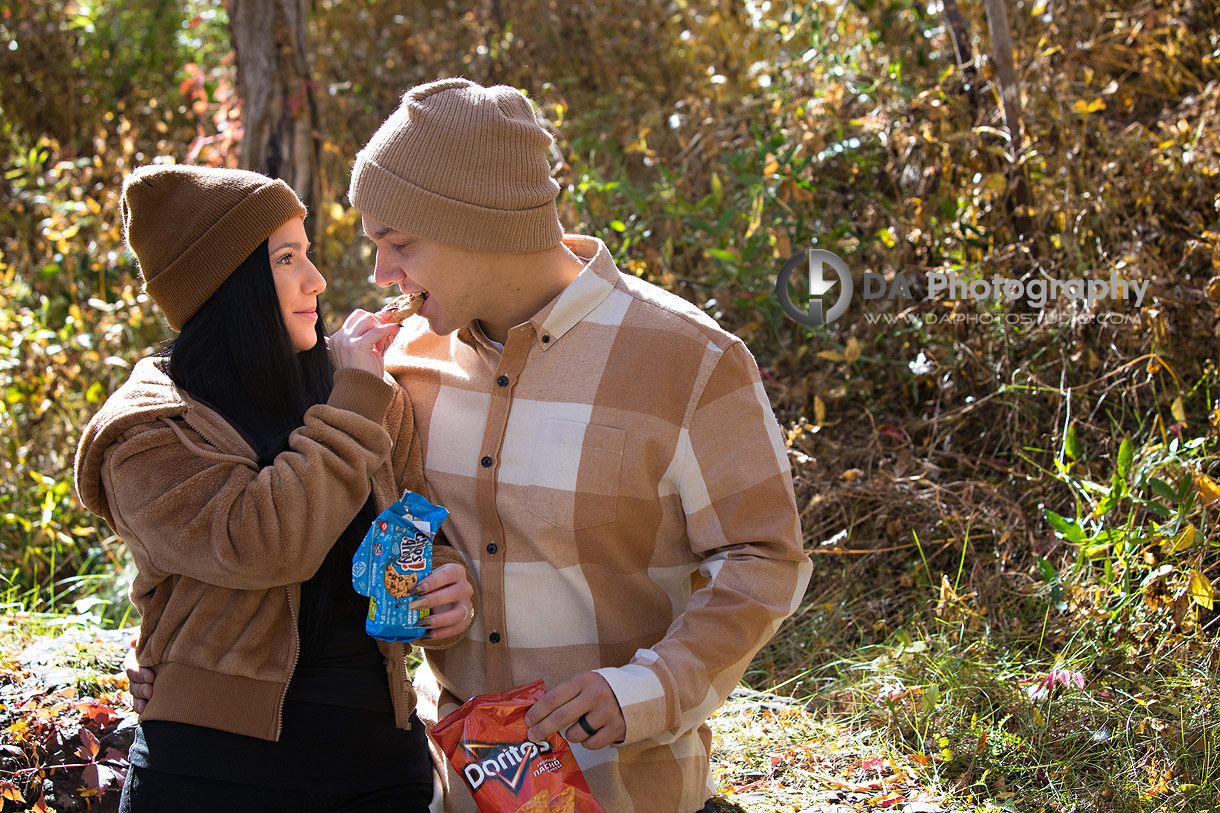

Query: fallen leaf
[844,337,861,363]
[878,424,909,444]
[1171,396,1187,424]
[1196,474,1220,507]
[82,763,120,792]
[76,728,100,762]
[0,781,24,803]
[1163,523,1198,554]
[1187,569,1215,610]
[1073,98,1106,114]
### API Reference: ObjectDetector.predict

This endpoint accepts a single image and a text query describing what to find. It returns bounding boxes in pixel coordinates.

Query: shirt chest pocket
[507,418,624,530]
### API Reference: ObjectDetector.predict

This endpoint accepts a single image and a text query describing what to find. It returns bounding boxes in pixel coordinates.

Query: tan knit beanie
[349,78,563,254]
[121,164,307,331]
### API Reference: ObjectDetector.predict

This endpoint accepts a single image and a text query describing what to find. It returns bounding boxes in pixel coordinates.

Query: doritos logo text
[461,740,554,793]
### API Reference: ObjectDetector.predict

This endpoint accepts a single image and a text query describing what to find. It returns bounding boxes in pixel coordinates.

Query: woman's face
[268,217,325,353]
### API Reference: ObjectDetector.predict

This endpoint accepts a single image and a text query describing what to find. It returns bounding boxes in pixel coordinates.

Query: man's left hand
[524,671,625,750]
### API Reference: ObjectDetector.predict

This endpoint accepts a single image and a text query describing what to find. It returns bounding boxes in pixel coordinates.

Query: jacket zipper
[384,642,412,730]
[275,585,300,740]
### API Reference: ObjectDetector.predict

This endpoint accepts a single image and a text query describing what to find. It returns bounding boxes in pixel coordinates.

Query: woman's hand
[329,309,400,377]
[408,562,475,641]
[123,637,154,714]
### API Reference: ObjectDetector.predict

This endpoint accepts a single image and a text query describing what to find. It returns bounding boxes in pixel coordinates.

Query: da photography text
[775,247,1147,327]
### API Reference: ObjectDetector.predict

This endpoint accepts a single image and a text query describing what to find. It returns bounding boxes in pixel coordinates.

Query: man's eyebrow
[368,226,394,240]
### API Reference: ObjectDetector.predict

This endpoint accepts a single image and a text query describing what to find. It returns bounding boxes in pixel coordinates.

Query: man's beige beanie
[349,78,563,254]
[121,165,307,331]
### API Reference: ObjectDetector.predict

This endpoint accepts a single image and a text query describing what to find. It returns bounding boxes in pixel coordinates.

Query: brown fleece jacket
[74,356,473,740]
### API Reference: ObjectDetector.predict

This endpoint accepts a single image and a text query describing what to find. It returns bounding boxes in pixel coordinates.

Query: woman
[74,165,475,811]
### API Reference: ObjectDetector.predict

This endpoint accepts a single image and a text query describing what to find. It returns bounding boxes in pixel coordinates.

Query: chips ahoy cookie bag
[352,490,448,642]
[430,680,607,812]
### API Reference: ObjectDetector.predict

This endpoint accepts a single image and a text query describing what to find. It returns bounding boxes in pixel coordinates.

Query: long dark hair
[160,240,377,652]
[162,239,331,466]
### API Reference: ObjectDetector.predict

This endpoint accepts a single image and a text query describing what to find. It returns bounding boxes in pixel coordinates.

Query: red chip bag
[429,680,607,813]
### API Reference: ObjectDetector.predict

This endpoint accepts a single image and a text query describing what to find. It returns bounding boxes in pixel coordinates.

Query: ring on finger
[577,714,599,738]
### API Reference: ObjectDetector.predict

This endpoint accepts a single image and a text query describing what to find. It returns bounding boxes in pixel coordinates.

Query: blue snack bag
[352,491,449,642]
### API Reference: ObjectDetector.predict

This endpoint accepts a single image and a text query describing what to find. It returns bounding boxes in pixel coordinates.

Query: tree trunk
[982,0,1022,148]
[228,0,319,243]
[941,0,980,109]
[981,0,1033,238]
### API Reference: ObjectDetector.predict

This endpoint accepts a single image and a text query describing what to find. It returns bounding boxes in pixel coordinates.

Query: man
[351,78,811,812]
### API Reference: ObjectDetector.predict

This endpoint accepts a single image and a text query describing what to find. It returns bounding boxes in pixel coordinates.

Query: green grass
[715,609,1219,811]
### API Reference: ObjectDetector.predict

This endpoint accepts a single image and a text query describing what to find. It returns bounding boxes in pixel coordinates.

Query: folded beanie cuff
[350,155,562,254]
[144,180,307,331]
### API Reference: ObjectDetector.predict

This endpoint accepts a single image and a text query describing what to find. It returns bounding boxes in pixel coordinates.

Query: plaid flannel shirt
[388,235,811,812]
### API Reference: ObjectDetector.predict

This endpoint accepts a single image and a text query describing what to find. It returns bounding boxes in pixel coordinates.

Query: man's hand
[123,637,154,714]
[524,671,625,750]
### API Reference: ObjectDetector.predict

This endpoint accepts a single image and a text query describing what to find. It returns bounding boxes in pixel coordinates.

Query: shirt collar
[455,235,619,353]
[527,234,618,350]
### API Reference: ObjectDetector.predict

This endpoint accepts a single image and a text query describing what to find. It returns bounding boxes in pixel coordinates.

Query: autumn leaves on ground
[2,1,1219,811]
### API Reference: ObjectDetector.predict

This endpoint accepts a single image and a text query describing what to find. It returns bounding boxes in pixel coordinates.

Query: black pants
[118,765,433,813]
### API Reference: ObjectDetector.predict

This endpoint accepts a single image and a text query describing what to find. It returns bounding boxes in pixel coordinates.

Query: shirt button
[481,455,494,468]
[541,334,551,344]
[489,632,501,644]
[486,542,498,555]
[497,375,509,387]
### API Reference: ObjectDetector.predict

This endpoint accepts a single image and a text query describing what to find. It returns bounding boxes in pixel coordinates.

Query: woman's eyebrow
[270,240,304,253]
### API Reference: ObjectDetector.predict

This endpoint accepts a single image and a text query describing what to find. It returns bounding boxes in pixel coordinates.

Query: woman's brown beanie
[348,78,563,254]
[120,164,307,331]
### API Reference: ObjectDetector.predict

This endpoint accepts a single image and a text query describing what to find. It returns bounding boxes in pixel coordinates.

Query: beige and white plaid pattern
[388,235,811,813]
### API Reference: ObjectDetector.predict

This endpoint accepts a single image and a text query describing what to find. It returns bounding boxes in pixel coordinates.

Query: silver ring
[577,714,599,737]
[461,604,471,621]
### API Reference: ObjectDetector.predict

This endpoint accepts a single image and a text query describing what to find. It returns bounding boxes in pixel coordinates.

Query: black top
[127,560,430,792]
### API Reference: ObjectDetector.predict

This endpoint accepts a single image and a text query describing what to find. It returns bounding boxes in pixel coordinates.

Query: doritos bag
[429,680,607,813]
[351,491,447,642]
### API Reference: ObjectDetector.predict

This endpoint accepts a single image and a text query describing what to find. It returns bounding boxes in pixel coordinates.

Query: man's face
[361,214,486,337]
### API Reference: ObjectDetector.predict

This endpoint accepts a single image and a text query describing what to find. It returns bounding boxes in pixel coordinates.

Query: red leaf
[77,699,120,729]
[102,747,130,765]
[877,424,909,444]
[1022,669,1087,697]
[77,727,100,761]
[82,763,119,792]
